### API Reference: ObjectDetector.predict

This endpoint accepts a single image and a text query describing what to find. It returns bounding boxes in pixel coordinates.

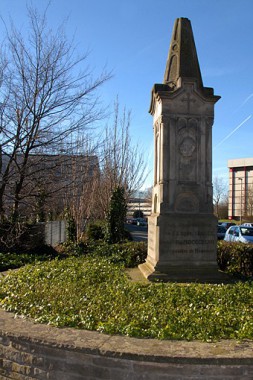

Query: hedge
[217,240,253,277]
[1,240,253,278]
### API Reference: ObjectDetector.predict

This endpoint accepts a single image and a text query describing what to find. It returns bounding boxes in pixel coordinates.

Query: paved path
[125,224,148,242]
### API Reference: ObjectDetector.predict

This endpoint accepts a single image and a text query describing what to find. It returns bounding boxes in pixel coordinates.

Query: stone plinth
[139,213,226,283]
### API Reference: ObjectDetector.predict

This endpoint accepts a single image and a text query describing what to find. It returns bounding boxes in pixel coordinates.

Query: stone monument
[139,17,223,282]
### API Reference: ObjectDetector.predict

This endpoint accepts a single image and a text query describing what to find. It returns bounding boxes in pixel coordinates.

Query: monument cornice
[149,82,220,116]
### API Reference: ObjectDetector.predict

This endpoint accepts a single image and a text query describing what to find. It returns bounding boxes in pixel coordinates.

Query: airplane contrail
[214,115,252,149]
[233,93,253,114]
[241,93,253,107]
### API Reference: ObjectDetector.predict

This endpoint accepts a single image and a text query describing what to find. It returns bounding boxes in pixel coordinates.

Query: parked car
[217,225,226,240]
[136,218,148,227]
[126,218,137,225]
[220,222,236,230]
[241,222,253,227]
[224,225,253,244]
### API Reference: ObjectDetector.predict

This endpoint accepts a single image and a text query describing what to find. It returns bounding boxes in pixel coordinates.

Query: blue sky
[1,0,253,189]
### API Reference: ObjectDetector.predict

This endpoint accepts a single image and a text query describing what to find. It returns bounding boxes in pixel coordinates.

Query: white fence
[45,221,66,246]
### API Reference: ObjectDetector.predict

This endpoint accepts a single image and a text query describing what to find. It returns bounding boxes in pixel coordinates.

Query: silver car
[224,225,253,244]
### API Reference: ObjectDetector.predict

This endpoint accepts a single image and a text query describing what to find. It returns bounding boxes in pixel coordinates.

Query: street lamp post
[238,177,243,224]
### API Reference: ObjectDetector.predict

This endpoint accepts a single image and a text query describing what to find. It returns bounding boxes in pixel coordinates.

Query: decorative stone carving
[206,117,214,128]
[177,117,198,182]
[179,137,196,157]
[175,192,199,213]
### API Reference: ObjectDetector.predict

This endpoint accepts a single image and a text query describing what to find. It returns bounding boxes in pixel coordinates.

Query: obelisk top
[163,17,203,89]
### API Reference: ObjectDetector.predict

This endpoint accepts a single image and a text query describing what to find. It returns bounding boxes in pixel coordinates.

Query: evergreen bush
[133,210,144,218]
[217,241,253,277]
[90,241,147,267]
[86,221,107,241]
[106,187,127,244]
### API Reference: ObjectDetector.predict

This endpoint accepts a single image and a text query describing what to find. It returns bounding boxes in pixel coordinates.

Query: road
[125,224,148,242]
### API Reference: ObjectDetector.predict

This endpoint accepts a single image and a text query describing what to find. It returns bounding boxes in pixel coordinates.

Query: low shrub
[3,238,253,278]
[217,241,253,277]
[0,245,59,272]
[60,240,147,267]
[0,256,252,341]
[86,221,107,241]
[90,241,147,268]
[86,220,132,243]
[0,240,147,272]
[0,222,45,252]
[56,241,89,257]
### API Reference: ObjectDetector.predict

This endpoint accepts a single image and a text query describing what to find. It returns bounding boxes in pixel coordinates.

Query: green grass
[0,255,252,342]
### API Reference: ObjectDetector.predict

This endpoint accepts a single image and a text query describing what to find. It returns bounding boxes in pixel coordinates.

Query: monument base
[139,212,230,283]
[138,261,229,283]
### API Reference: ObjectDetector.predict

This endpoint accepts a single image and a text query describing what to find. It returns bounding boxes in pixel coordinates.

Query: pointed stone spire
[163,17,203,89]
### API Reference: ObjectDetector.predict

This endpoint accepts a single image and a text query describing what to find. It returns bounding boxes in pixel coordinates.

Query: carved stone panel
[177,118,198,182]
[175,192,199,213]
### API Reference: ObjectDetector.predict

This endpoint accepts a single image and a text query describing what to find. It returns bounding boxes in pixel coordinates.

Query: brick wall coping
[1,308,253,365]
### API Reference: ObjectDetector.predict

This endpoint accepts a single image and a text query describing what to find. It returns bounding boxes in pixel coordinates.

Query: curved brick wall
[0,308,253,379]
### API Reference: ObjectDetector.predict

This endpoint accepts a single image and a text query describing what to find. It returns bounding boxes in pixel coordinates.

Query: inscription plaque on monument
[139,18,225,282]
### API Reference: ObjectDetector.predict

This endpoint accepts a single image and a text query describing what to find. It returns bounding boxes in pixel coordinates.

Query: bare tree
[63,154,100,239]
[0,5,111,222]
[219,192,229,219]
[213,176,227,218]
[95,98,148,217]
[144,186,152,204]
